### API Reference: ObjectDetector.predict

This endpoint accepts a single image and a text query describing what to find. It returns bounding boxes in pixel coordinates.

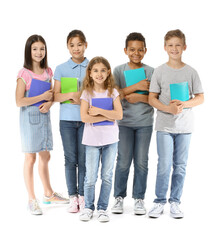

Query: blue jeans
[154,131,192,204]
[84,142,118,211]
[114,126,153,199]
[60,120,85,196]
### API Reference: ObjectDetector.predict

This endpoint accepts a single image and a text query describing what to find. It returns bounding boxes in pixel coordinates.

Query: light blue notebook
[170,82,189,101]
[124,67,148,94]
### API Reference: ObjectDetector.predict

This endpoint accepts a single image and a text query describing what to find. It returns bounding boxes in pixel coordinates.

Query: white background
[0,0,210,239]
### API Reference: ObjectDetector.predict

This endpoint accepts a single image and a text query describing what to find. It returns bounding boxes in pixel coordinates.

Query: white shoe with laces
[148,203,165,218]
[79,208,93,221]
[97,210,110,222]
[170,202,184,219]
[111,196,124,213]
[134,199,146,215]
[28,199,43,215]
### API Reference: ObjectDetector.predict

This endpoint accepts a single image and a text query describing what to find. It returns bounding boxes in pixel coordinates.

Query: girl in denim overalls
[16,35,69,215]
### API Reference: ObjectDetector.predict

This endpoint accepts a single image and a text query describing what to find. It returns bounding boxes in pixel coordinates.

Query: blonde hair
[81,56,116,97]
[164,29,186,45]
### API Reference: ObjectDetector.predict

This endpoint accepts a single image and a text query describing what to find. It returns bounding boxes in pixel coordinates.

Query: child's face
[164,37,186,60]
[31,41,45,64]
[124,40,147,65]
[90,63,111,87]
[67,37,87,63]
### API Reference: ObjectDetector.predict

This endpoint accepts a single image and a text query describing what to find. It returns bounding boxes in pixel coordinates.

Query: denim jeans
[154,131,192,204]
[60,120,85,196]
[114,125,153,199]
[84,142,118,211]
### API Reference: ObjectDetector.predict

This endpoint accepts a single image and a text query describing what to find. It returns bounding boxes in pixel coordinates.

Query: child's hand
[39,102,52,113]
[168,100,184,115]
[42,89,53,101]
[125,93,140,103]
[88,106,101,116]
[137,78,150,91]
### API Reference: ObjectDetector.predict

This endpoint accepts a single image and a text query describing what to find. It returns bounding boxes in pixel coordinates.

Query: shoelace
[30,199,41,211]
[135,199,144,207]
[171,203,182,213]
[115,197,123,206]
[98,210,108,218]
[151,203,163,213]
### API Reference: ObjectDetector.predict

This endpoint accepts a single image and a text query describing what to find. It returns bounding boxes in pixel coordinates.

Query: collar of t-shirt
[68,58,88,69]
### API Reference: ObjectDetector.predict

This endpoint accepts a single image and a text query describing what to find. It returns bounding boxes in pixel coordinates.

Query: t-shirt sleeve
[112,88,120,101]
[192,69,204,94]
[47,67,53,79]
[149,69,161,93]
[113,67,121,87]
[80,90,90,103]
[54,65,62,81]
[17,68,31,90]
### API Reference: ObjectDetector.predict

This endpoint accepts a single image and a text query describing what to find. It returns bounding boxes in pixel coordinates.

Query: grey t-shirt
[150,63,203,133]
[113,63,154,127]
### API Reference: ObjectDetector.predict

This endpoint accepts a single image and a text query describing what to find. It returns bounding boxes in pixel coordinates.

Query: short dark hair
[67,30,86,44]
[125,32,146,48]
[24,34,48,70]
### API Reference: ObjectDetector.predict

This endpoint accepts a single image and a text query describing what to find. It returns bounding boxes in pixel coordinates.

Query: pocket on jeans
[29,111,40,125]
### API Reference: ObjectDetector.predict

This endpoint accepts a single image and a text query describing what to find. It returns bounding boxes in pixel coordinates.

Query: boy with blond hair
[148,29,204,218]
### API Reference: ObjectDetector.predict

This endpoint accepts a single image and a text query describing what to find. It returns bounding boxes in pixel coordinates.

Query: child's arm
[149,92,184,115]
[80,99,113,123]
[16,78,53,107]
[182,93,204,108]
[54,80,80,104]
[125,93,148,104]
[122,79,150,96]
[88,96,123,120]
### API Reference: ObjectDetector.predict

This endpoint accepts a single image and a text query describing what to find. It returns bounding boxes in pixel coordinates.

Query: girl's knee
[39,151,51,163]
[25,153,36,165]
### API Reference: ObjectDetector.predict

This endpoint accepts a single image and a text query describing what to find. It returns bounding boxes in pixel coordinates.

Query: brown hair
[24,34,48,70]
[67,29,86,44]
[164,29,186,45]
[81,57,116,97]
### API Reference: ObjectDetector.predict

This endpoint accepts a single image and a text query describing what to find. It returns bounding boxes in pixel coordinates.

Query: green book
[61,77,78,103]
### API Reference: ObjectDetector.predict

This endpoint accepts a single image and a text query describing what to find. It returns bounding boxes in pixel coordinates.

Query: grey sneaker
[97,210,110,222]
[134,199,146,215]
[28,199,43,215]
[148,203,164,218]
[170,202,184,219]
[79,208,93,221]
[111,196,124,213]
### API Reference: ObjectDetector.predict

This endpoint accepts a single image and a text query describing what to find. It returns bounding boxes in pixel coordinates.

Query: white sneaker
[79,208,93,221]
[134,199,146,215]
[148,203,165,218]
[97,210,110,222]
[28,199,43,215]
[170,202,184,219]
[111,196,124,213]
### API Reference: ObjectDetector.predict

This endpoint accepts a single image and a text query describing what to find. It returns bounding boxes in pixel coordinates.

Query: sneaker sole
[134,210,146,215]
[43,201,69,204]
[170,213,184,219]
[148,210,163,218]
[111,209,123,214]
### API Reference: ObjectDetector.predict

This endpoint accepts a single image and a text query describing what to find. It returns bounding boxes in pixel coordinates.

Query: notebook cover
[61,77,78,103]
[28,78,51,107]
[170,82,189,101]
[92,98,114,126]
[124,67,148,94]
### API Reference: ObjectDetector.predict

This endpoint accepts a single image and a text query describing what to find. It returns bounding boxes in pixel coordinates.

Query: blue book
[92,98,114,126]
[124,67,148,94]
[170,82,189,101]
[28,79,51,107]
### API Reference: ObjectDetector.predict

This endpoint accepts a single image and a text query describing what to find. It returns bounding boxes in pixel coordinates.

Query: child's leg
[133,126,152,199]
[113,126,134,198]
[97,143,118,210]
[60,120,78,196]
[38,151,53,197]
[24,153,36,200]
[77,122,86,197]
[154,131,174,204]
[169,133,191,203]
[84,146,100,211]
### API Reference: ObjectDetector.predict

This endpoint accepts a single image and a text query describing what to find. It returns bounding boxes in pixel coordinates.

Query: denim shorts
[19,106,53,153]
